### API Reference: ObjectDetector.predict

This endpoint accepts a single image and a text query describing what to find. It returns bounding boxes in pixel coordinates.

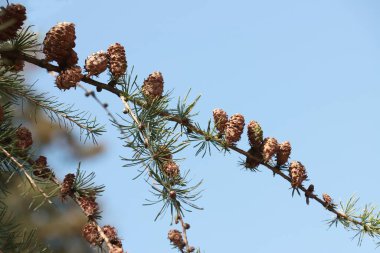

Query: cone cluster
[276,141,291,166]
[43,22,77,67]
[0,4,26,41]
[55,66,83,90]
[163,160,180,178]
[225,113,245,145]
[107,43,127,78]
[85,51,108,76]
[82,222,102,246]
[289,161,307,188]
[33,156,53,179]
[79,196,99,217]
[142,71,164,100]
[168,229,185,249]
[261,137,278,163]
[60,173,75,199]
[213,108,228,134]
[15,127,33,149]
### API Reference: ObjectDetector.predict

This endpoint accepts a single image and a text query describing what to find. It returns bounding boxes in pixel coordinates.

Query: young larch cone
[82,222,103,246]
[43,22,76,67]
[245,147,262,169]
[55,66,83,90]
[276,141,291,166]
[247,120,263,148]
[79,196,99,217]
[289,161,307,188]
[85,51,108,76]
[261,137,278,163]
[103,225,122,247]
[213,108,228,134]
[323,193,332,205]
[0,4,26,41]
[142,71,164,100]
[33,156,53,179]
[60,173,75,199]
[15,127,33,149]
[163,160,180,178]
[168,229,185,249]
[107,43,127,78]
[225,113,245,145]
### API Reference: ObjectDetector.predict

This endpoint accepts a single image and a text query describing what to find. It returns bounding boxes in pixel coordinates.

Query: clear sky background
[14,0,380,252]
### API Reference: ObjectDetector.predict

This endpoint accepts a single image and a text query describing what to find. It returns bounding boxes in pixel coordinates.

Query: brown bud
[163,161,180,178]
[0,4,26,41]
[60,173,75,199]
[169,190,177,199]
[322,193,332,206]
[184,223,190,230]
[213,108,228,133]
[33,156,53,179]
[78,196,99,217]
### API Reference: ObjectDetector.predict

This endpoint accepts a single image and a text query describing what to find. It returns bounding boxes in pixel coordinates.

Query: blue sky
[15,0,380,252]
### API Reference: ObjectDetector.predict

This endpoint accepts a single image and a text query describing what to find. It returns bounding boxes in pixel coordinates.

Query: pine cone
[261,137,278,163]
[0,4,26,41]
[245,147,262,169]
[247,120,263,148]
[163,161,180,178]
[79,196,99,217]
[15,127,33,149]
[103,225,122,247]
[85,51,108,76]
[225,113,245,145]
[168,229,185,249]
[60,173,75,199]
[276,141,291,166]
[33,156,53,179]
[82,223,103,246]
[43,22,77,67]
[107,43,127,78]
[141,71,164,100]
[55,66,83,90]
[213,108,228,134]
[289,161,307,188]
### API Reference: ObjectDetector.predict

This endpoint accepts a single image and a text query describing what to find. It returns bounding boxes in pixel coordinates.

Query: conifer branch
[0,145,53,204]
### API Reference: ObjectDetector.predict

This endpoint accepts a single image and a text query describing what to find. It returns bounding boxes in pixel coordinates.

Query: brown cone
[43,22,76,67]
[213,108,228,134]
[55,66,83,90]
[142,71,164,100]
[107,43,127,78]
[78,196,99,217]
[103,225,122,247]
[245,147,262,169]
[225,113,245,145]
[261,137,278,163]
[15,127,33,149]
[168,229,185,249]
[60,173,75,199]
[85,51,108,76]
[163,160,180,178]
[33,156,53,179]
[82,223,103,246]
[289,161,307,188]
[276,141,291,166]
[0,4,26,41]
